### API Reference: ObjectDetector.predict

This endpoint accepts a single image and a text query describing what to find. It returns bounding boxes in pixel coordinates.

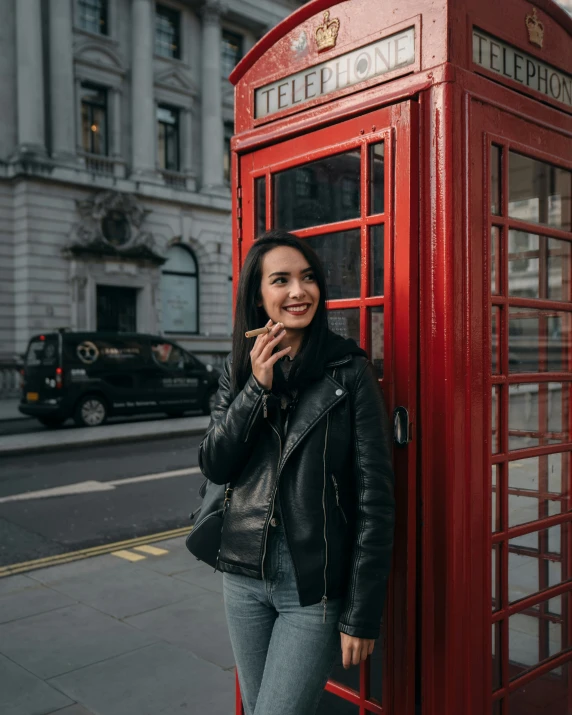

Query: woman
[198,230,395,715]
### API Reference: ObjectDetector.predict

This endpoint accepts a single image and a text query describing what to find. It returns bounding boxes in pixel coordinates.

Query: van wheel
[202,389,217,415]
[74,395,107,427]
[38,417,66,428]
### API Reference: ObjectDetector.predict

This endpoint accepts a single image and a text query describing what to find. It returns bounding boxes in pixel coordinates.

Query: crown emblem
[525,7,544,49]
[315,11,340,52]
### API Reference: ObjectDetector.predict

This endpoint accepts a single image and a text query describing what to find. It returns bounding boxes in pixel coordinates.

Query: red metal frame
[236,102,418,715]
[230,1,572,714]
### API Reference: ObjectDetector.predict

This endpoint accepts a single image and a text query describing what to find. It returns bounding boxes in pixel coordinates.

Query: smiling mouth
[283,304,311,314]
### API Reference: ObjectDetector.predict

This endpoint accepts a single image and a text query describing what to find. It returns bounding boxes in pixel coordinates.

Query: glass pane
[492,307,500,374]
[509,308,572,373]
[316,691,359,715]
[509,152,571,232]
[369,142,385,215]
[273,151,361,231]
[492,465,500,532]
[255,177,266,236]
[509,596,567,680]
[369,307,383,378]
[491,226,500,294]
[508,456,566,528]
[161,274,197,333]
[369,632,384,704]
[369,224,384,296]
[305,231,360,299]
[509,524,568,604]
[508,661,571,715]
[492,385,500,454]
[508,232,572,301]
[492,623,501,690]
[492,543,500,611]
[327,309,360,344]
[509,383,570,450]
[491,145,502,216]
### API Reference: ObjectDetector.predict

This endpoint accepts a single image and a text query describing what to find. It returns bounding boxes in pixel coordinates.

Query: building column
[182,107,196,190]
[49,0,76,162]
[131,0,157,180]
[15,0,46,157]
[201,0,224,190]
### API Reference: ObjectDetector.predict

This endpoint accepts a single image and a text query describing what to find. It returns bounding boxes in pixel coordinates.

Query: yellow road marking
[112,550,147,562]
[134,545,169,556]
[0,526,191,578]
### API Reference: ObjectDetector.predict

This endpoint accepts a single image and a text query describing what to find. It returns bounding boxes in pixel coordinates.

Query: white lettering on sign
[255,27,415,119]
[473,29,572,108]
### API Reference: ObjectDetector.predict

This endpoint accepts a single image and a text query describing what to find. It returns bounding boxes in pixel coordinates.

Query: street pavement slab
[0,535,235,715]
[0,414,210,457]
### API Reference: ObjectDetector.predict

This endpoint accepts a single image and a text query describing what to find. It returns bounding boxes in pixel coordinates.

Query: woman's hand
[340,633,375,669]
[250,319,292,390]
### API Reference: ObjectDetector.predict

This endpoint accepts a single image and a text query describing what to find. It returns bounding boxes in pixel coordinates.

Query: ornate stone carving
[66,191,165,264]
[201,0,226,25]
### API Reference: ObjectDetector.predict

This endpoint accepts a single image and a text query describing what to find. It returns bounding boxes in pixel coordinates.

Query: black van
[19,331,221,428]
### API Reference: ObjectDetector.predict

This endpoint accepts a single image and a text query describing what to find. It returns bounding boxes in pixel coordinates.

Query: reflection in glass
[255,177,266,236]
[492,623,501,690]
[508,383,570,450]
[508,308,571,374]
[274,151,361,231]
[491,145,502,216]
[508,660,571,715]
[508,232,572,302]
[369,632,384,704]
[369,142,385,215]
[509,598,566,680]
[328,309,360,345]
[492,307,500,374]
[492,385,500,453]
[306,231,360,299]
[491,226,500,294]
[492,465,500,532]
[508,456,567,528]
[369,307,383,378]
[508,152,571,232]
[369,224,384,296]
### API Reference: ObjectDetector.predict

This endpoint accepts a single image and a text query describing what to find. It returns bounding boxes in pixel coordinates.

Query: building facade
[0,0,303,370]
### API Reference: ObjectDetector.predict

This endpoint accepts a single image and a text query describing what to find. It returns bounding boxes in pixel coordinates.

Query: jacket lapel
[278,371,348,472]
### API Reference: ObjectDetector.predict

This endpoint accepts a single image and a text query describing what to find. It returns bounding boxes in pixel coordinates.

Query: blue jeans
[223,524,343,715]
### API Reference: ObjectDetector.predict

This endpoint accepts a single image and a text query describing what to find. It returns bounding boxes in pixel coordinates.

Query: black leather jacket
[198,351,395,639]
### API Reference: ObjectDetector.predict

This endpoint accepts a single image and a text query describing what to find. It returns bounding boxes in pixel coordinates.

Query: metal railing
[0,361,22,399]
[161,169,187,189]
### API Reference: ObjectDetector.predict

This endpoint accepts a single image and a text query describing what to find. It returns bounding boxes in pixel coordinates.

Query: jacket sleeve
[198,355,269,485]
[338,360,395,640]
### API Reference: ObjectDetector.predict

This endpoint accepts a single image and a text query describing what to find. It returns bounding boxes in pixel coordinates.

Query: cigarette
[245,326,272,338]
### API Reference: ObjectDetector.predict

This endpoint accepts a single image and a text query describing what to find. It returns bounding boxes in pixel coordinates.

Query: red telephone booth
[229,1,572,713]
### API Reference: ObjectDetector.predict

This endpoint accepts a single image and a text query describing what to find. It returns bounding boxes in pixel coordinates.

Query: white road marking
[0,466,203,504]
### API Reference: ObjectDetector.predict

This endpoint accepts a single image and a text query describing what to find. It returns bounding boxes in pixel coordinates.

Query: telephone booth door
[236,100,418,715]
[468,99,572,714]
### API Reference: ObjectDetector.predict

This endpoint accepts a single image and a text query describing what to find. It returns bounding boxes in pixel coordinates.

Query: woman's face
[258,246,320,333]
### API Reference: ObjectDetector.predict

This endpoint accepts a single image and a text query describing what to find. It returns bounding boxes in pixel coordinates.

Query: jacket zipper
[244,391,269,443]
[330,473,348,525]
[321,411,331,623]
[261,419,282,580]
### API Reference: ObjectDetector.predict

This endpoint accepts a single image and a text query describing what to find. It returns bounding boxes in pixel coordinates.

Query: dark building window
[78,0,108,35]
[155,5,181,59]
[223,122,233,183]
[96,286,137,332]
[157,105,180,171]
[81,84,108,155]
[221,30,243,78]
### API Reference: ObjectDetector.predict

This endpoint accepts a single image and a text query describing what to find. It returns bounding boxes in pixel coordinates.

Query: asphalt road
[0,434,204,567]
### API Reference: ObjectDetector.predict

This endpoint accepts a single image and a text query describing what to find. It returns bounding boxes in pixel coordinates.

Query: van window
[151,341,185,368]
[26,337,59,367]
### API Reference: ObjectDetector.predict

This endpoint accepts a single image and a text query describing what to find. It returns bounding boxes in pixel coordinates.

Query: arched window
[161,245,198,334]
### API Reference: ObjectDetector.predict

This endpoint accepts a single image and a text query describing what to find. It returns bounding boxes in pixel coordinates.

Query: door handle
[393,406,411,447]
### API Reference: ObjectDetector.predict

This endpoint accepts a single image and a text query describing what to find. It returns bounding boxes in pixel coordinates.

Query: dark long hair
[231,229,329,396]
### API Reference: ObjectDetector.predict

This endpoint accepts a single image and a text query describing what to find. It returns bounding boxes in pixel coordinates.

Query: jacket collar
[278,369,347,473]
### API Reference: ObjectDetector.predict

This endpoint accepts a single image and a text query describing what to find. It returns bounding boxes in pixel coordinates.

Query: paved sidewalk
[0,399,27,422]
[0,536,236,715]
[0,415,211,457]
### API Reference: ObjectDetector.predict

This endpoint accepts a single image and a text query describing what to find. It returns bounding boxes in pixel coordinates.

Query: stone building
[0,0,303,369]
